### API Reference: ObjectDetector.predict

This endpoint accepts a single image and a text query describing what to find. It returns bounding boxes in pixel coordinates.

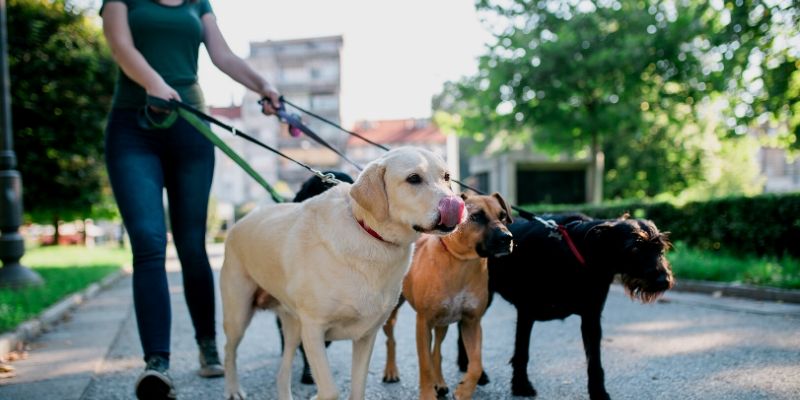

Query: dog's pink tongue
[438,196,465,228]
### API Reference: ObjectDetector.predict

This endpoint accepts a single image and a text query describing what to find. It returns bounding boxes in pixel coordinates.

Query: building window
[516,168,586,204]
[282,67,309,84]
[311,93,338,111]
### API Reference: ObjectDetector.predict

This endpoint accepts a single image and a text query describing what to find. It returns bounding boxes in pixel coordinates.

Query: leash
[139,96,344,203]
[278,97,538,221]
[259,97,363,171]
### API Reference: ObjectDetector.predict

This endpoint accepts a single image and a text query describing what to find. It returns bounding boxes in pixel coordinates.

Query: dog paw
[477,371,490,386]
[434,384,449,398]
[224,388,247,400]
[453,385,474,400]
[511,378,537,397]
[382,366,400,383]
[300,371,315,385]
[589,389,611,400]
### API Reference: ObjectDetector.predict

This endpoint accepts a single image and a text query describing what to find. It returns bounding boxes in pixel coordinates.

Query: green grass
[0,245,130,333]
[668,242,800,289]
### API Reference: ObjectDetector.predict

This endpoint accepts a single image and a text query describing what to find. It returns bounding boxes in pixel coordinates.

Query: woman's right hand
[146,81,181,112]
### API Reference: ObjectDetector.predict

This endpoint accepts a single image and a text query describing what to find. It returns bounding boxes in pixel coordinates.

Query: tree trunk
[118,224,126,249]
[51,214,60,246]
[589,132,604,204]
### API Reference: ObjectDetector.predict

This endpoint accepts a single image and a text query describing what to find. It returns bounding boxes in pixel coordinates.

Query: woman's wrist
[258,81,277,97]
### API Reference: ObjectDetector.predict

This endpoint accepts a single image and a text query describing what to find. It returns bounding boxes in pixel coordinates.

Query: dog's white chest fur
[434,289,481,325]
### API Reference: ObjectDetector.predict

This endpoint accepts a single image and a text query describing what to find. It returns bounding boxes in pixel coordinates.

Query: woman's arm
[101,2,180,102]
[202,13,280,115]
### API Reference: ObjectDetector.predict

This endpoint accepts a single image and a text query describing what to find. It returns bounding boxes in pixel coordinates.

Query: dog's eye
[444,172,450,182]
[498,211,507,221]
[470,211,487,223]
[406,173,422,184]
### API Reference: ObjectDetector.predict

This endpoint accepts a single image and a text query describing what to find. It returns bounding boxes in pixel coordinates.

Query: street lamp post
[0,0,42,288]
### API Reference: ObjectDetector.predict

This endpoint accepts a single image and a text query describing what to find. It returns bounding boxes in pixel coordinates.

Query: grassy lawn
[0,245,130,333]
[668,242,800,289]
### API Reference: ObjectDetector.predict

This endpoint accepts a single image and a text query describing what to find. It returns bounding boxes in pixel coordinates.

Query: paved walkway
[1,245,799,399]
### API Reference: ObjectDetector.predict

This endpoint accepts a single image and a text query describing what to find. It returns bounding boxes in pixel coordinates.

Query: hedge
[523,192,800,258]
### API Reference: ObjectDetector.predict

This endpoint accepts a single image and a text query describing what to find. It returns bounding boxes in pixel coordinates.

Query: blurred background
[2,0,799,329]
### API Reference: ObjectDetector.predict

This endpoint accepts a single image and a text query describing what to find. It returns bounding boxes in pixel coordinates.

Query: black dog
[276,170,355,384]
[457,213,674,399]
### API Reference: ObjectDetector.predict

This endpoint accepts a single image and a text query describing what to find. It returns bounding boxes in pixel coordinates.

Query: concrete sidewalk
[0,245,227,400]
[1,244,799,400]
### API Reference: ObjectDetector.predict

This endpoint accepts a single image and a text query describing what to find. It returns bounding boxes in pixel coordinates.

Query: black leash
[143,96,345,201]
[259,97,363,171]
[281,97,390,152]
[279,98,536,221]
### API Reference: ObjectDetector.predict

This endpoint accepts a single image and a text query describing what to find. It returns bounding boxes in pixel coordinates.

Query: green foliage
[437,0,799,198]
[8,0,117,223]
[0,245,129,332]
[705,0,800,149]
[668,242,800,289]
[524,191,800,258]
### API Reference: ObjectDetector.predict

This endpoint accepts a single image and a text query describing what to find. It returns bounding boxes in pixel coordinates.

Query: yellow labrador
[221,147,466,400]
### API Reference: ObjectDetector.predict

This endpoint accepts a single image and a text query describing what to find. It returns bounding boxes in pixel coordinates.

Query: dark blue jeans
[105,108,216,362]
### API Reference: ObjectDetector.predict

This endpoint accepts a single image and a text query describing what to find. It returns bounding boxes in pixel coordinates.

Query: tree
[8,0,116,234]
[435,0,799,200]
[705,0,800,149]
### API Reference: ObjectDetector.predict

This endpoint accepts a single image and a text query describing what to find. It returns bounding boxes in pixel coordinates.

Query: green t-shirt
[101,0,213,109]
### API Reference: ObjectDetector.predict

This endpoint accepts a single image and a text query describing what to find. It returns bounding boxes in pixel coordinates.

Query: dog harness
[536,217,586,266]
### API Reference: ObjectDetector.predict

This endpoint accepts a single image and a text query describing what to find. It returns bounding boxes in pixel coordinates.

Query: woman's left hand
[259,84,281,116]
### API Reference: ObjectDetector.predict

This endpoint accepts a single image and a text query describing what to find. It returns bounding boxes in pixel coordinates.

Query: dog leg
[277,312,301,400]
[456,322,468,372]
[456,326,490,386]
[350,329,379,400]
[581,313,610,400]
[432,325,449,397]
[221,259,258,400]
[454,318,482,400]
[510,311,537,397]
[382,305,401,383]
[415,314,438,400]
[301,322,339,400]
[300,344,314,384]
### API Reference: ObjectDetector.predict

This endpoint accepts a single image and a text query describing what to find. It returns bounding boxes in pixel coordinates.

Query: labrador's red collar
[357,219,392,244]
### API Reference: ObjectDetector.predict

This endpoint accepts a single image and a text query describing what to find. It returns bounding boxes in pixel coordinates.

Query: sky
[85,0,493,126]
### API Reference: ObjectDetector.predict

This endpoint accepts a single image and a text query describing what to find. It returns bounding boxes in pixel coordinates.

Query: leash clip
[534,216,558,230]
[315,170,342,186]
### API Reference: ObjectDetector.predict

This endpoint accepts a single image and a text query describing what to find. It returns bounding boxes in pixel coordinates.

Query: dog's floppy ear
[350,162,389,222]
[492,192,513,224]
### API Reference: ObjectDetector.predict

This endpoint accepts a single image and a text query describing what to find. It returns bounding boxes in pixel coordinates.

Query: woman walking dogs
[100,1,280,398]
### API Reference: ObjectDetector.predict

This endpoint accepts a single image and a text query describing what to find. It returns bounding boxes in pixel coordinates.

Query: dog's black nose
[496,230,513,243]
[654,274,672,290]
[488,230,514,257]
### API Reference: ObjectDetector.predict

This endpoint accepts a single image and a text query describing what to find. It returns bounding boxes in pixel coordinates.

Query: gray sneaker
[198,338,224,378]
[135,355,176,399]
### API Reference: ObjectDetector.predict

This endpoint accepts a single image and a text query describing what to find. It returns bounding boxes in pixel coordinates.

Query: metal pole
[0,0,43,288]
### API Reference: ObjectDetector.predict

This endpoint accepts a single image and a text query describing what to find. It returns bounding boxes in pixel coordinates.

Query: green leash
[139,97,286,203]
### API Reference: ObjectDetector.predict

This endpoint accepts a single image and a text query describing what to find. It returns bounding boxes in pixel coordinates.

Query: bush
[524,192,800,258]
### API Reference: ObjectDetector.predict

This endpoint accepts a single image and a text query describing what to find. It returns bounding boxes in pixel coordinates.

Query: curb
[672,279,800,304]
[0,267,130,359]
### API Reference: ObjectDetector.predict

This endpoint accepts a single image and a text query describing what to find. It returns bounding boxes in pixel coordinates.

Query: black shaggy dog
[276,170,355,384]
[457,213,674,399]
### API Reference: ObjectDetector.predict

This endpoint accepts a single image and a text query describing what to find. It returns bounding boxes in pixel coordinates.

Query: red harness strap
[557,225,586,266]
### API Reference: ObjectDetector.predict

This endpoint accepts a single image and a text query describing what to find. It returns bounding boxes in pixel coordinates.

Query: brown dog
[382,192,514,400]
